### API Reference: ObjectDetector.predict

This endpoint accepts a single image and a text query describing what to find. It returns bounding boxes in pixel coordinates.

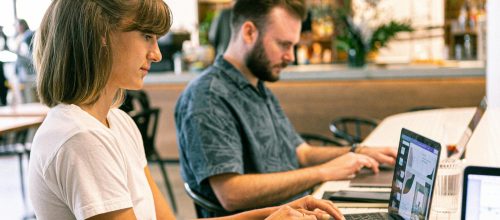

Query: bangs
[123,0,172,36]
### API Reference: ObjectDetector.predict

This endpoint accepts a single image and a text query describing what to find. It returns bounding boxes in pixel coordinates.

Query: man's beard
[245,39,287,82]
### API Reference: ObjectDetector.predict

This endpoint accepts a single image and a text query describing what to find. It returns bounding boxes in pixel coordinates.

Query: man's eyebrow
[277,40,293,45]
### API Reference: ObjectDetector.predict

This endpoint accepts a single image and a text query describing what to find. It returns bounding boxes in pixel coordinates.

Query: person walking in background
[28,0,342,219]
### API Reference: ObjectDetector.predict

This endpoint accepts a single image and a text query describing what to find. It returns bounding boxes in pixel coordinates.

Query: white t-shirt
[28,104,156,220]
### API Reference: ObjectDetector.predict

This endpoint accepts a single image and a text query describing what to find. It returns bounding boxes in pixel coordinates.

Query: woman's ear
[101,36,107,47]
[240,21,259,45]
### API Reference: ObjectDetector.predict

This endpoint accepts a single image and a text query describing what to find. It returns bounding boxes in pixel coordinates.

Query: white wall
[353,0,445,63]
[164,0,199,45]
[16,0,52,30]
[487,0,500,107]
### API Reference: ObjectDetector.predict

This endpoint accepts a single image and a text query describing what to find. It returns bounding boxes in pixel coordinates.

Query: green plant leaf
[368,21,413,51]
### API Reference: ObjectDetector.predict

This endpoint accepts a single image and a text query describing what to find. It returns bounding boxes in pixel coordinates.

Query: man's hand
[265,196,344,220]
[264,206,318,220]
[317,153,379,181]
[357,147,397,165]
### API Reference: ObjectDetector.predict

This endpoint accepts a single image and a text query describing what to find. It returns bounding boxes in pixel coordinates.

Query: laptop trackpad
[350,167,394,188]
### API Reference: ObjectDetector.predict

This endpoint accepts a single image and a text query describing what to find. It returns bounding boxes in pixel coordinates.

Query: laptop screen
[462,166,500,220]
[450,96,487,159]
[388,128,441,219]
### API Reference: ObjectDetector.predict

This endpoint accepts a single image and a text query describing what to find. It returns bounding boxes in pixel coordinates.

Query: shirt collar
[213,55,268,98]
[213,55,254,89]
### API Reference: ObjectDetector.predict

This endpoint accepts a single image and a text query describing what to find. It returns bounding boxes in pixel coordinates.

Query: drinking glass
[431,158,463,216]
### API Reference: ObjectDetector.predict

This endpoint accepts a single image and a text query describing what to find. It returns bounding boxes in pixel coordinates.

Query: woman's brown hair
[35,0,172,107]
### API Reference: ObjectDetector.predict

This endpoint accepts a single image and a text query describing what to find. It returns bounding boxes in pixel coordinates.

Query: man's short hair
[35,0,172,107]
[231,0,306,36]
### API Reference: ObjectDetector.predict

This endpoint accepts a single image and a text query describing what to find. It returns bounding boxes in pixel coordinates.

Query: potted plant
[335,1,413,67]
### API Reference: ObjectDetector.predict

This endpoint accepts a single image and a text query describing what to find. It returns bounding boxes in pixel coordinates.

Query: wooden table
[0,116,44,135]
[0,103,49,117]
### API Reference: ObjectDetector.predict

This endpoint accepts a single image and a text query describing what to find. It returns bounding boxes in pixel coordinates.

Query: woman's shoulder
[34,104,115,149]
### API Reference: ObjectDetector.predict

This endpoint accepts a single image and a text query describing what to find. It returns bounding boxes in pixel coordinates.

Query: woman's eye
[144,34,153,41]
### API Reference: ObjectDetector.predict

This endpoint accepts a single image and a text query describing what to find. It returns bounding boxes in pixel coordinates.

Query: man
[175,0,397,217]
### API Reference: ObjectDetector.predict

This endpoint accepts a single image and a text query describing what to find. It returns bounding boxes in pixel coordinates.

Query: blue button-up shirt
[175,56,305,216]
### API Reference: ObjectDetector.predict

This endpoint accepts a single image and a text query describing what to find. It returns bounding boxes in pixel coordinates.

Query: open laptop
[448,96,487,159]
[350,97,487,188]
[343,128,441,220]
[461,166,500,220]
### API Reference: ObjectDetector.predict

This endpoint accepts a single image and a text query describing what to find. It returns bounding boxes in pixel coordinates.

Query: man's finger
[303,198,344,220]
[376,153,396,165]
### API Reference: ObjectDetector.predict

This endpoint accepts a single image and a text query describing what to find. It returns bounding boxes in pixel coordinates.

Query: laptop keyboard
[344,212,387,220]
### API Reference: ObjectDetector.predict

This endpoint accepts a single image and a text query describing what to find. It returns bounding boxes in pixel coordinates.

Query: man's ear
[240,21,259,45]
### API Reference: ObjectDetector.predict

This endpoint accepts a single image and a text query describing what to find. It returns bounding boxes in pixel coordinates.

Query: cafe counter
[141,63,486,160]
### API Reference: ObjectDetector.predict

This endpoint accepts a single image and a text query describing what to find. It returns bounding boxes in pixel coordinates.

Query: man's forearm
[209,166,324,211]
[297,143,351,167]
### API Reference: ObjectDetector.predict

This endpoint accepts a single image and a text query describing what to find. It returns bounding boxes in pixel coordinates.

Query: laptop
[343,128,442,220]
[461,166,500,220]
[350,97,487,188]
[448,96,487,159]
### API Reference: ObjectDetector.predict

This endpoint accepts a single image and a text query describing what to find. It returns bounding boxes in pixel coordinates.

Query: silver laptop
[351,97,487,188]
[461,166,500,220]
[449,96,487,159]
[344,128,441,220]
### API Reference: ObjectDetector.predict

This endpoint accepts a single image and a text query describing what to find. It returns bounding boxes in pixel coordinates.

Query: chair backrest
[183,183,231,217]
[120,90,151,114]
[0,130,29,155]
[329,116,378,144]
[130,108,160,161]
[300,133,345,146]
[120,90,158,158]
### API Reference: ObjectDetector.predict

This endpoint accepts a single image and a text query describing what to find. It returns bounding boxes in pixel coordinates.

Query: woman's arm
[145,167,176,220]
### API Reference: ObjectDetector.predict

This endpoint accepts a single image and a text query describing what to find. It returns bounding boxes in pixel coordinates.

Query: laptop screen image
[343,129,441,220]
[387,128,441,219]
[461,166,500,220]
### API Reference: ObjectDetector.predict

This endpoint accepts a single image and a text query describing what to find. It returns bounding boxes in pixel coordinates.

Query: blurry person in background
[14,19,35,80]
[209,5,233,56]
[28,0,342,219]
[0,25,8,105]
[14,19,36,102]
[0,25,8,50]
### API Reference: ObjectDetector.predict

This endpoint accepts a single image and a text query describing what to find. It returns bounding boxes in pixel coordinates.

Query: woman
[28,0,343,219]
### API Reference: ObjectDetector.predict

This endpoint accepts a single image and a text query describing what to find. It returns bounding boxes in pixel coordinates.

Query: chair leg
[157,161,177,213]
[18,153,27,205]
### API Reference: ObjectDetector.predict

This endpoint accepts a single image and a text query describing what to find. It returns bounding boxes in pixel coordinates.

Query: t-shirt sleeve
[179,108,244,185]
[50,131,133,220]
